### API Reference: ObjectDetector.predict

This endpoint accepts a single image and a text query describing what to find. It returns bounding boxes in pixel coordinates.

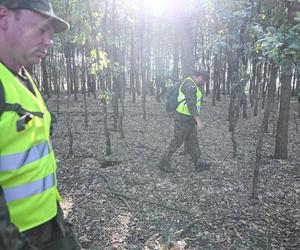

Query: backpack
[165,81,185,113]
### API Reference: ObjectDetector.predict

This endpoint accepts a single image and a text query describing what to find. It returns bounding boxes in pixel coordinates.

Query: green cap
[0,0,70,33]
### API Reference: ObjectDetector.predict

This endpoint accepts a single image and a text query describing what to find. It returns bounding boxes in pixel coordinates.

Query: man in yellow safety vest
[156,69,211,173]
[0,0,80,249]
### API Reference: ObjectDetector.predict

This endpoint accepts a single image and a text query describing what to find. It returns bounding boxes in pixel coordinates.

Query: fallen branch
[103,190,190,214]
[136,143,157,152]
[175,219,200,236]
[92,174,190,214]
[232,226,255,250]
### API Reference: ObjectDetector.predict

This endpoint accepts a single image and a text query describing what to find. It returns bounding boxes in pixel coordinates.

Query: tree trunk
[119,70,126,139]
[241,92,248,118]
[140,4,146,120]
[177,9,194,78]
[72,46,78,101]
[112,75,119,130]
[212,54,218,106]
[102,99,111,155]
[296,73,300,119]
[274,63,292,159]
[172,37,180,82]
[130,29,136,103]
[41,58,50,98]
[263,63,278,133]
[64,43,73,158]
[261,60,269,109]
[250,57,257,108]
[251,61,278,200]
[253,62,261,116]
[81,47,88,128]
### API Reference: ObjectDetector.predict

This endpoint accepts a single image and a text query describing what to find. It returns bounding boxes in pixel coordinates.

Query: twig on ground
[232,226,255,250]
[103,190,190,214]
[174,219,200,236]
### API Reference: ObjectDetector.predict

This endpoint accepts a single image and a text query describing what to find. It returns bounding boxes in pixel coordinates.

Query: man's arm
[0,187,36,250]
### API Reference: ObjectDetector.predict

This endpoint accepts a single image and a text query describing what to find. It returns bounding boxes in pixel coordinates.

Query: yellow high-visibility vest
[0,63,59,232]
[176,77,202,116]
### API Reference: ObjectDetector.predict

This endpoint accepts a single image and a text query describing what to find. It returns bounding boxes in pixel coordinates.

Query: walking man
[157,69,211,173]
[0,0,80,249]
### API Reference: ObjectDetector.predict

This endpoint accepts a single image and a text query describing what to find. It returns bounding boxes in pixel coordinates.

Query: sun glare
[149,0,166,17]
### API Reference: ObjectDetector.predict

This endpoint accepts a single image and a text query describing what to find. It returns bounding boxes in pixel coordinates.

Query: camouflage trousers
[161,118,201,166]
[0,188,81,250]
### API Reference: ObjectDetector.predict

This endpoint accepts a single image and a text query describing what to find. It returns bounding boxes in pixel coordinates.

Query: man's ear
[0,6,9,30]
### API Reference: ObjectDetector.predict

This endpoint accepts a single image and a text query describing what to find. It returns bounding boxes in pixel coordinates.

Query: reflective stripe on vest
[0,63,58,232]
[0,141,50,171]
[176,77,202,116]
[3,173,55,202]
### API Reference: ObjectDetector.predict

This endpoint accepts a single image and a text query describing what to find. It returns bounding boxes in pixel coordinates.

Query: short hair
[193,69,209,82]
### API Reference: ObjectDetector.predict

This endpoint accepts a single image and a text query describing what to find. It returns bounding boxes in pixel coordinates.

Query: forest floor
[48,93,300,250]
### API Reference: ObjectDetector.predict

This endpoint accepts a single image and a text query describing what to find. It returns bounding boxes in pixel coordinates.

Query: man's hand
[193,116,204,130]
[196,120,204,130]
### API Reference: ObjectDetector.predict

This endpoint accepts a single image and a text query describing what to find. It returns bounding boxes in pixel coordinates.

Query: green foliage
[256,25,300,64]
[88,50,109,75]
[208,0,253,55]
[98,91,113,104]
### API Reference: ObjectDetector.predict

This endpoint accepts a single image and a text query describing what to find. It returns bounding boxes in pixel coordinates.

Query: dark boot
[196,159,211,171]
[156,159,176,173]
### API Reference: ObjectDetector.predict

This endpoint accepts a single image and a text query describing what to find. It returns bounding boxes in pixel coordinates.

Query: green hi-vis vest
[0,63,59,232]
[176,77,202,116]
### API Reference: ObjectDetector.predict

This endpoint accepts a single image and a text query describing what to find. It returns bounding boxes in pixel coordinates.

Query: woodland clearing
[49,94,300,250]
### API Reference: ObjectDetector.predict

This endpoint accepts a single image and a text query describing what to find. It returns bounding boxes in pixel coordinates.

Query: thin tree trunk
[72,45,78,101]
[140,4,146,120]
[212,54,217,106]
[263,63,278,133]
[130,29,136,103]
[41,58,50,98]
[172,37,180,82]
[252,61,278,199]
[250,57,257,108]
[254,63,261,116]
[102,99,111,155]
[261,60,270,109]
[64,43,73,158]
[119,71,126,139]
[297,73,300,119]
[231,104,239,157]
[81,47,88,128]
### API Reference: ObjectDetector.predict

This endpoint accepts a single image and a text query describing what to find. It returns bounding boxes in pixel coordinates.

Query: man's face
[6,9,54,67]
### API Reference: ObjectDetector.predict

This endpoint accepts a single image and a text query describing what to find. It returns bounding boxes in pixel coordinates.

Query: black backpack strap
[0,80,4,117]
[0,80,43,132]
[2,103,43,131]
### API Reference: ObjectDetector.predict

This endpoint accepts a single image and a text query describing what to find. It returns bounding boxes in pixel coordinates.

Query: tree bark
[274,63,292,159]
[41,58,50,98]
[251,61,278,200]
[263,63,278,133]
